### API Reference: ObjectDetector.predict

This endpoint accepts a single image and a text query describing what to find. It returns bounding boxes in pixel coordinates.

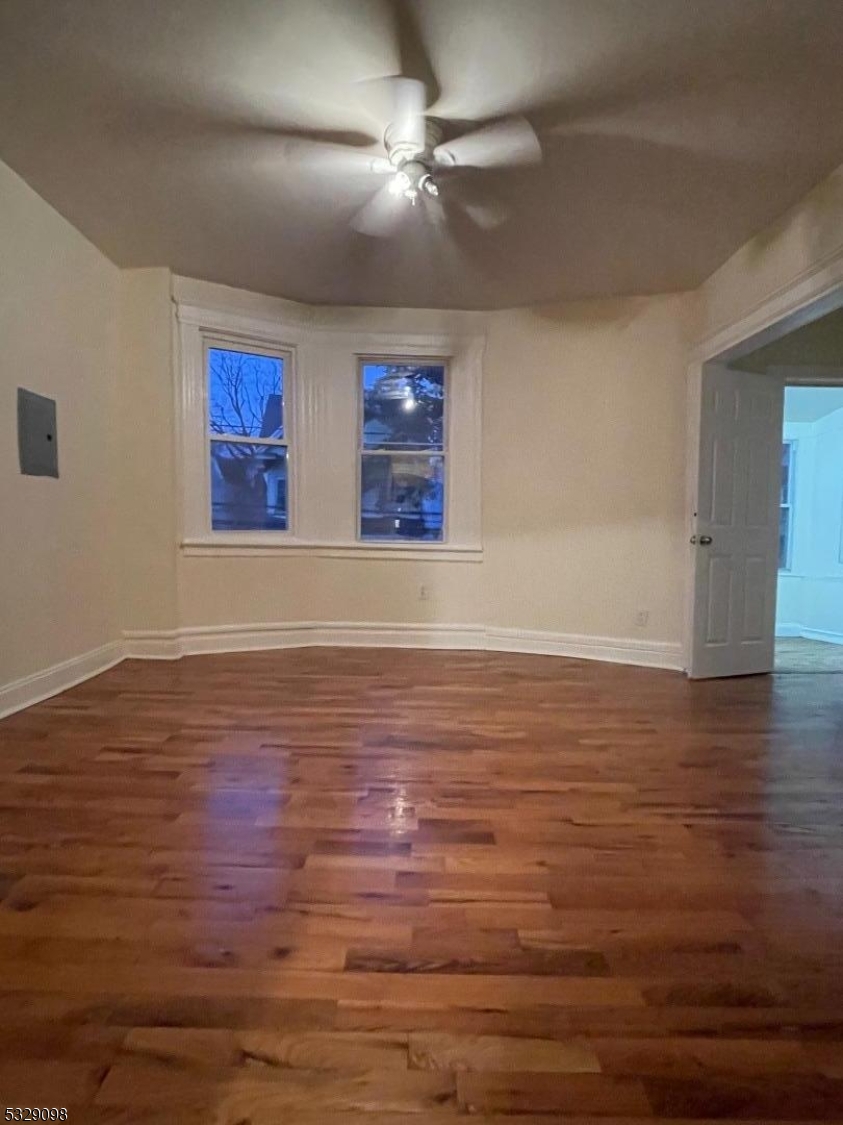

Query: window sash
[358,357,449,454]
[359,451,447,543]
[781,441,794,502]
[779,502,792,571]
[210,434,288,447]
[779,441,795,571]
[204,336,293,535]
[357,357,449,542]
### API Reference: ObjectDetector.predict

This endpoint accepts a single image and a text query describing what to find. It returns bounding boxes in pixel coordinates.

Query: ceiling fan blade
[387,75,427,150]
[427,183,508,231]
[350,183,406,237]
[421,191,447,226]
[457,196,511,230]
[284,140,392,176]
[435,116,541,169]
[105,95,380,148]
[387,0,440,107]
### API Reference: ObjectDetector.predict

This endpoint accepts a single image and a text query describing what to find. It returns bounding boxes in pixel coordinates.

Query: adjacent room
[2,2,843,1122]
[777,386,843,673]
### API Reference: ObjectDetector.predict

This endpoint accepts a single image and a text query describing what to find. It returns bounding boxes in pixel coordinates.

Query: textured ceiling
[3,0,843,309]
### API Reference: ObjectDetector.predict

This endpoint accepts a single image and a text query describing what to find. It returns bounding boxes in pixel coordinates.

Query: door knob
[690,534,713,545]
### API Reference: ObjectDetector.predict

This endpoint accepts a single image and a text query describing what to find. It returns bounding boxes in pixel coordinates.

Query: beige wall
[174,281,692,646]
[118,268,179,632]
[0,160,120,687]
[482,298,690,639]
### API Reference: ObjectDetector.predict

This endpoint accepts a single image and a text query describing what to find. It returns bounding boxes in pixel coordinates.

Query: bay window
[176,289,482,559]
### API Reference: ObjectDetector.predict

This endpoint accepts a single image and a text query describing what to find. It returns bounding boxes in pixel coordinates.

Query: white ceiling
[4,0,843,309]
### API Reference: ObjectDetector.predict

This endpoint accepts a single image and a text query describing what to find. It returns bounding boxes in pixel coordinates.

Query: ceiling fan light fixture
[353,89,536,238]
[387,159,439,205]
[389,169,412,196]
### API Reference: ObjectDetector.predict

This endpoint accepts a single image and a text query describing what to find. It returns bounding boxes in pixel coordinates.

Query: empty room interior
[3,2,843,1121]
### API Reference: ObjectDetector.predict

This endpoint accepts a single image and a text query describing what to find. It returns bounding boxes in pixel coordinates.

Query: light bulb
[389,170,411,196]
[402,396,417,412]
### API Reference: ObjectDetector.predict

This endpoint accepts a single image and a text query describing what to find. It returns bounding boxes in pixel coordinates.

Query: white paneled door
[690,364,784,679]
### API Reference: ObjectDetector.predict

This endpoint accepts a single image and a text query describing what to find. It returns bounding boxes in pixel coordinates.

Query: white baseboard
[776,624,843,645]
[0,641,124,720]
[485,627,682,669]
[800,627,843,646]
[0,623,683,723]
[124,621,683,671]
[120,628,182,659]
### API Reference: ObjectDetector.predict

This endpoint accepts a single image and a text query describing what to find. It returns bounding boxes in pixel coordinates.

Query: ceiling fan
[340,74,543,237]
[123,1,549,239]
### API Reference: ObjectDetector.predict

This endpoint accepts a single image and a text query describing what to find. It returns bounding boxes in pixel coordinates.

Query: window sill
[181,537,483,562]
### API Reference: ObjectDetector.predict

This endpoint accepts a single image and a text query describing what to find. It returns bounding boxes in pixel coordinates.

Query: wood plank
[408,1031,601,1073]
[456,1070,653,1115]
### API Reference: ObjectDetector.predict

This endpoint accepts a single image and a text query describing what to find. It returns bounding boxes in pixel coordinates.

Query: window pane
[779,505,790,569]
[781,443,791,503]
[360,454,444,541]
[209,347,283,439]
[362,363,445,450]
[211,442,287,531]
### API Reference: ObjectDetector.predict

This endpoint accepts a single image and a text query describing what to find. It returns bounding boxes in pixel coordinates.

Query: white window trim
[175,301,483,561]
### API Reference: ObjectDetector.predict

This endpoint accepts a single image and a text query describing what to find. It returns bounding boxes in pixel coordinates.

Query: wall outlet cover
[18,388,58,478]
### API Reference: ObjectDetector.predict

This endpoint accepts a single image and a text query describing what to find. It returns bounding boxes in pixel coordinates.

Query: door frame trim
[683,253,843,674]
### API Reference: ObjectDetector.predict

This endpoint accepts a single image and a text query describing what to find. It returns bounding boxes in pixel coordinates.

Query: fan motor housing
[385,119,442,167]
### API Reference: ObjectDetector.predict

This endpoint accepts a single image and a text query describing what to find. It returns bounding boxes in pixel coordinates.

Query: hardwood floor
[0,648,841,1122]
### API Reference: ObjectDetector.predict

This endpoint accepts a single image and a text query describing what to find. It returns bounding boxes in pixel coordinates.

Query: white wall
[0,160,121,698]
[777,406,843,642]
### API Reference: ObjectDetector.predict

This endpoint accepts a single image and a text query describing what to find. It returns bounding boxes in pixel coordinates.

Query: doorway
[775,385,843,672]
[687,297,843,679]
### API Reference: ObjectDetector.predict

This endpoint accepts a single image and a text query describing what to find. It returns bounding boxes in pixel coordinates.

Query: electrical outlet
[419,584,430,602]
[634,610,650,628]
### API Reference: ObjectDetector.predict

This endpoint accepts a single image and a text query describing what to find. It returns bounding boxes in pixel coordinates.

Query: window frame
[205,335,293,535]
[779,438,796,572]
[176,295,483,561]
[356,355,450,545]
